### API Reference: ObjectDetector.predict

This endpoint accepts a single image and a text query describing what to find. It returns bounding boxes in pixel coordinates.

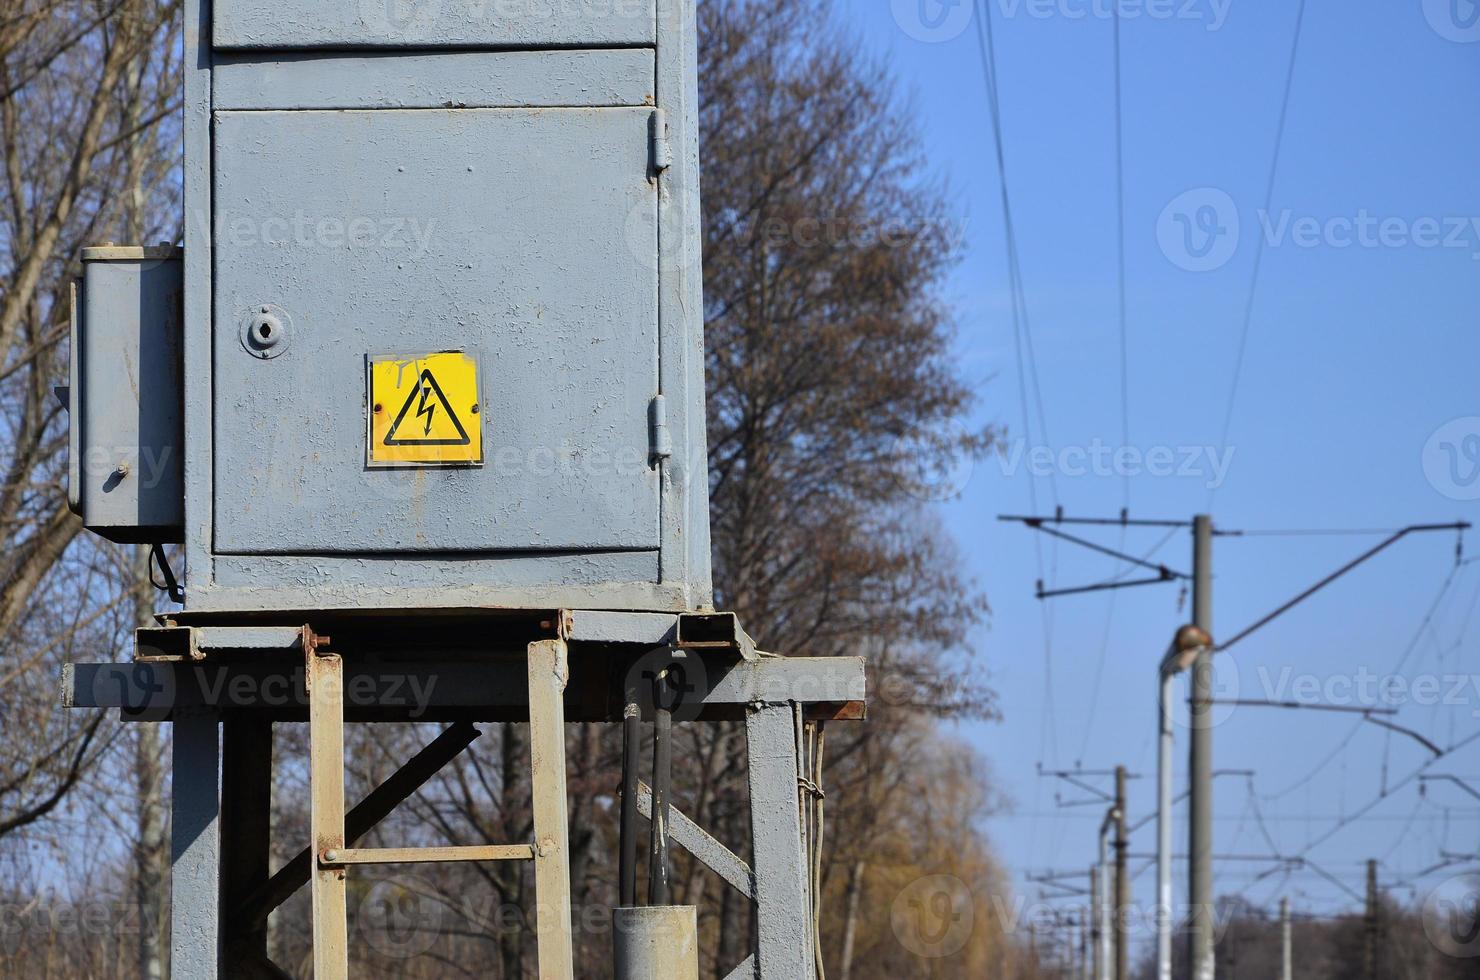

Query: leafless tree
[0,1,180,976]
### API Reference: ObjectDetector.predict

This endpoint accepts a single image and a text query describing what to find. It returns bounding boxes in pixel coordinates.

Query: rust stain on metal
[825,701,867,721]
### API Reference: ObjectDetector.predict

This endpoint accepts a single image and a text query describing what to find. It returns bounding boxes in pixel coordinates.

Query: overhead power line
[999,512,1190,529]
[973,0,1068,869]
[1220,527,1424,537]
[1216,522,1470,652]
[998,513,1191,598]
[1111,0,1129,516]
[1211,0,1309,499]
[1419,774,1480,803]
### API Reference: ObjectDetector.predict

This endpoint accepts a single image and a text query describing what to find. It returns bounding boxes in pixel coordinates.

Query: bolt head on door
[240,304,292,358]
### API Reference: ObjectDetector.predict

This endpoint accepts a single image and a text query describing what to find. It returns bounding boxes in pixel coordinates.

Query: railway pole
[1188,514,1216,980]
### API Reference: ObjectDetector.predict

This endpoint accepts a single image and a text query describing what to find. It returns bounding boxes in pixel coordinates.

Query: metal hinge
[648,394,672,463]
[649,109,672,174]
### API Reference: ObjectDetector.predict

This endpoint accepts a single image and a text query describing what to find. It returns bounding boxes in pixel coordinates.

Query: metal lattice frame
[64,611,866,979]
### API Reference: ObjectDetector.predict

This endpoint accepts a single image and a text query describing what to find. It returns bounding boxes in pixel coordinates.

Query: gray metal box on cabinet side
[68,246,184,543]
[179,0,711,614]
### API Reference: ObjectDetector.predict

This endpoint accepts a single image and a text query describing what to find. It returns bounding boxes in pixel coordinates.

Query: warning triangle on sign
[383,368,471,446]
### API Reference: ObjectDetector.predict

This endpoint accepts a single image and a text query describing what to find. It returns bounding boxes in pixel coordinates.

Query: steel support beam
[221,717,278,978]
[528,638,576,979]
[64,655,867,723]
[746,702,813,977]
[721,954,758,980]
[171,710,221,979]
[307,643,348,980]
[637,780,755,901]
[75,621,867,979]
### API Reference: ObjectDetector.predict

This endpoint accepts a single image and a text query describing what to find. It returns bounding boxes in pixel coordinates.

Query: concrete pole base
[613,905,699,980]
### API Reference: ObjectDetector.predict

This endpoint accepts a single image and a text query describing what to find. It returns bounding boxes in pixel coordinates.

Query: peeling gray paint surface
[213,0,657,49]
[170,713,220,976]
[213,49,655,111]
[746,704,815,977]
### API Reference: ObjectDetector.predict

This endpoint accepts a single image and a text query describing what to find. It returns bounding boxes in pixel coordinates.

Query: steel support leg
[221,718,275,978]
[307,645,348,980]
[171,709,221,979]
[746,702,813,978]
[528,638,575,979]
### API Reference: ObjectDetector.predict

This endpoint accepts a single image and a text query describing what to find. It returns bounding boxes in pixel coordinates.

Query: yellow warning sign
[368,352,482,466]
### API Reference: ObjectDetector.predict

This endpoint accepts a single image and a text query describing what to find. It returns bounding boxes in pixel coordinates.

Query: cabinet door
[213,107,660,554]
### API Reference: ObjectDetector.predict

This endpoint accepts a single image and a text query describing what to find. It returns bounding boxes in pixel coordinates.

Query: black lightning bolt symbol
[415,382,436,436]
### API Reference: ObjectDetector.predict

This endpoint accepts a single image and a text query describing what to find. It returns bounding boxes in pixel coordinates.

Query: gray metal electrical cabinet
[168,0,711,613]
[68,246,184,543]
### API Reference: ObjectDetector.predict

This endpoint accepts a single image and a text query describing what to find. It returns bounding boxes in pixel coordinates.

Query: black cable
[148,543,184,604]
[974,0,1066,858]
[1000,513,1190,528]
[1218,523,1468,652]
[1210,0,1308,502]
[1221,527,1411,537]
[1248,777,1284,859]
[1261,717,1366,802]
[1296,727,1480,858]
[1022,521,1188,579]
[1111,1,1129,517]
[1380,796,1423,863]
[1076,526,1179,763]
[1391,562,1461,673]
[973,0,1056,510]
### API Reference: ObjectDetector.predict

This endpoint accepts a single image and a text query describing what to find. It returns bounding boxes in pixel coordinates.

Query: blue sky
[850,0,1480,957]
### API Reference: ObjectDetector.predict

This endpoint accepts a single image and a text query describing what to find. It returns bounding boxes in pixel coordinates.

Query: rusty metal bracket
[676,611,758,661]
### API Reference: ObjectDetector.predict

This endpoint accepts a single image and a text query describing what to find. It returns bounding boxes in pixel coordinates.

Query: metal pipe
[1280,897,1292,980]
[619,700,640,908]
[1157,624,1208,980]
[1080,906,1090,980]
[1090,865,1102,980]
[1114,766,1129,980]
[1189,514,1215,980]
[648,671,673,906]
[1157,668,1175,980]
[1099,807,1117,980]
[1365,859,1378,980]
